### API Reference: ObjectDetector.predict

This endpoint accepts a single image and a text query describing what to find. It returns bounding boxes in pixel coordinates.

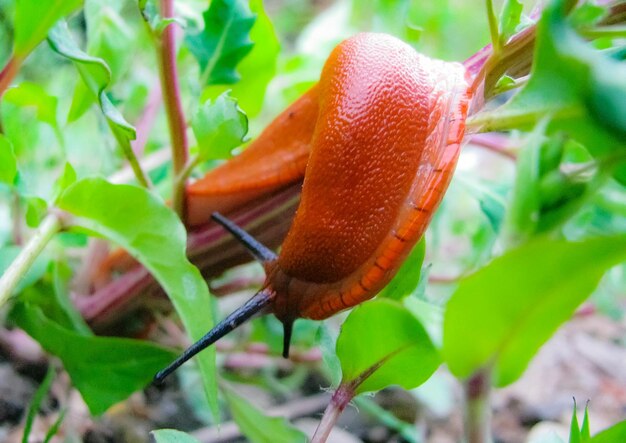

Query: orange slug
[155,32,472,382]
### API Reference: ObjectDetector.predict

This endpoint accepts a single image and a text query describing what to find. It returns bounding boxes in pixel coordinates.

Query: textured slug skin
[267,33,472,322]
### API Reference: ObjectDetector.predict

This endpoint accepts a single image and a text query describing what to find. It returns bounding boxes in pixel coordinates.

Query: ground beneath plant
[0,309,624,443]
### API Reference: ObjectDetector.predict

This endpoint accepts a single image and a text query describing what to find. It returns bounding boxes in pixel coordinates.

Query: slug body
[268,33,470,323]
[157,32,471,381]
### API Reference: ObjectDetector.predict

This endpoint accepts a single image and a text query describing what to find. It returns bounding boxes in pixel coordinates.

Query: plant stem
[0,214,62,309]
[311,384,354,443]
[485,0,501,55]
[465,369,493,443]
[156,0,188,220]
[0,56,21,98]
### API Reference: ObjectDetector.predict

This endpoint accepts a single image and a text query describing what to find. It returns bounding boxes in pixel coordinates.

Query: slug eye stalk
[154,213,281,384]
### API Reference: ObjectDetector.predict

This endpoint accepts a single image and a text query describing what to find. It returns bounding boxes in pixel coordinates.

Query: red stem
[157,0,188,219]
[0,56,21,98]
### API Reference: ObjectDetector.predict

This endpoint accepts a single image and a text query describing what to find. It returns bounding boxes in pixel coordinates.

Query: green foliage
[55,178,218,417]
[498,0,523,44]
[12,0,82,58]
[11,301,176,415]
[443,236,626,386]
[336,299,440,394]
[22,365,55,443]
[202,0,280,117]
[151,429,201,443]
[186,0,255,87]
[0,246,49,292]
[378,237,425,300]
[191,91,248,161]
[223,386,307,443]
[0,134,17,186]
[590,420,626,443]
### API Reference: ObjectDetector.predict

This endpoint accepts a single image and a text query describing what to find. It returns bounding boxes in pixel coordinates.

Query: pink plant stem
[0,56,20,98]
[465,369,492,443]
[311,384,354,443]
[157,0,188,219]
[468,133,517,160]
[131,82,162,156]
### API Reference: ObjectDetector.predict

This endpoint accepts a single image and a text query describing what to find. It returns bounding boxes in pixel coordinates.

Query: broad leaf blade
[56,178,218,418]
[186,0,256,86]
[443,236,626,386]
[223,386,307,443]
[337,299,440,394]
[13,0,82,57]
[12,302,176,416]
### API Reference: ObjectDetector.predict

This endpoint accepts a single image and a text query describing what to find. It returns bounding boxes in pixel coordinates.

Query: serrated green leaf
[192,91,248,161]
[201,0,279,116]
[499,0,523,43]
[379,238,425,300]
[223,386,307,443]
[186,0,256,86]
[337,299,440,394]
[12,0,82,57]
[590,420,626,442]
[11,301,177,416]
[56,178,218,418]
[151,429,201,443]
[0,134,17,186]
[47,22,140,172]
[443,236,626,386]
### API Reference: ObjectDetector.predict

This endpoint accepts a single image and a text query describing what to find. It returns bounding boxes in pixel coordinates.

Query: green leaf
[56,178,218,418]
[11,301,177,416]
[52,163,77,204]
[478,0,626,183]
[590,420,626,443]
[52,261,92,335]
[47,22,140,173]
[316,324,342,386]
[22,365,55,443]
[337,299,440,394]
[2,82,62,144]
[152,429,201,443]
[12,0,82,57]
[581,403,591,441]
[0,135,17,186]
[69,0,135,122]
[186,0,256,86]
[379,238,425,300]
[223,386,307,443]
[569,401,581,443]
[499,0,523,43]
[443,236,626,386]
[24,196,48,228]
[191,91,248,161]
[200,0,280,116]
